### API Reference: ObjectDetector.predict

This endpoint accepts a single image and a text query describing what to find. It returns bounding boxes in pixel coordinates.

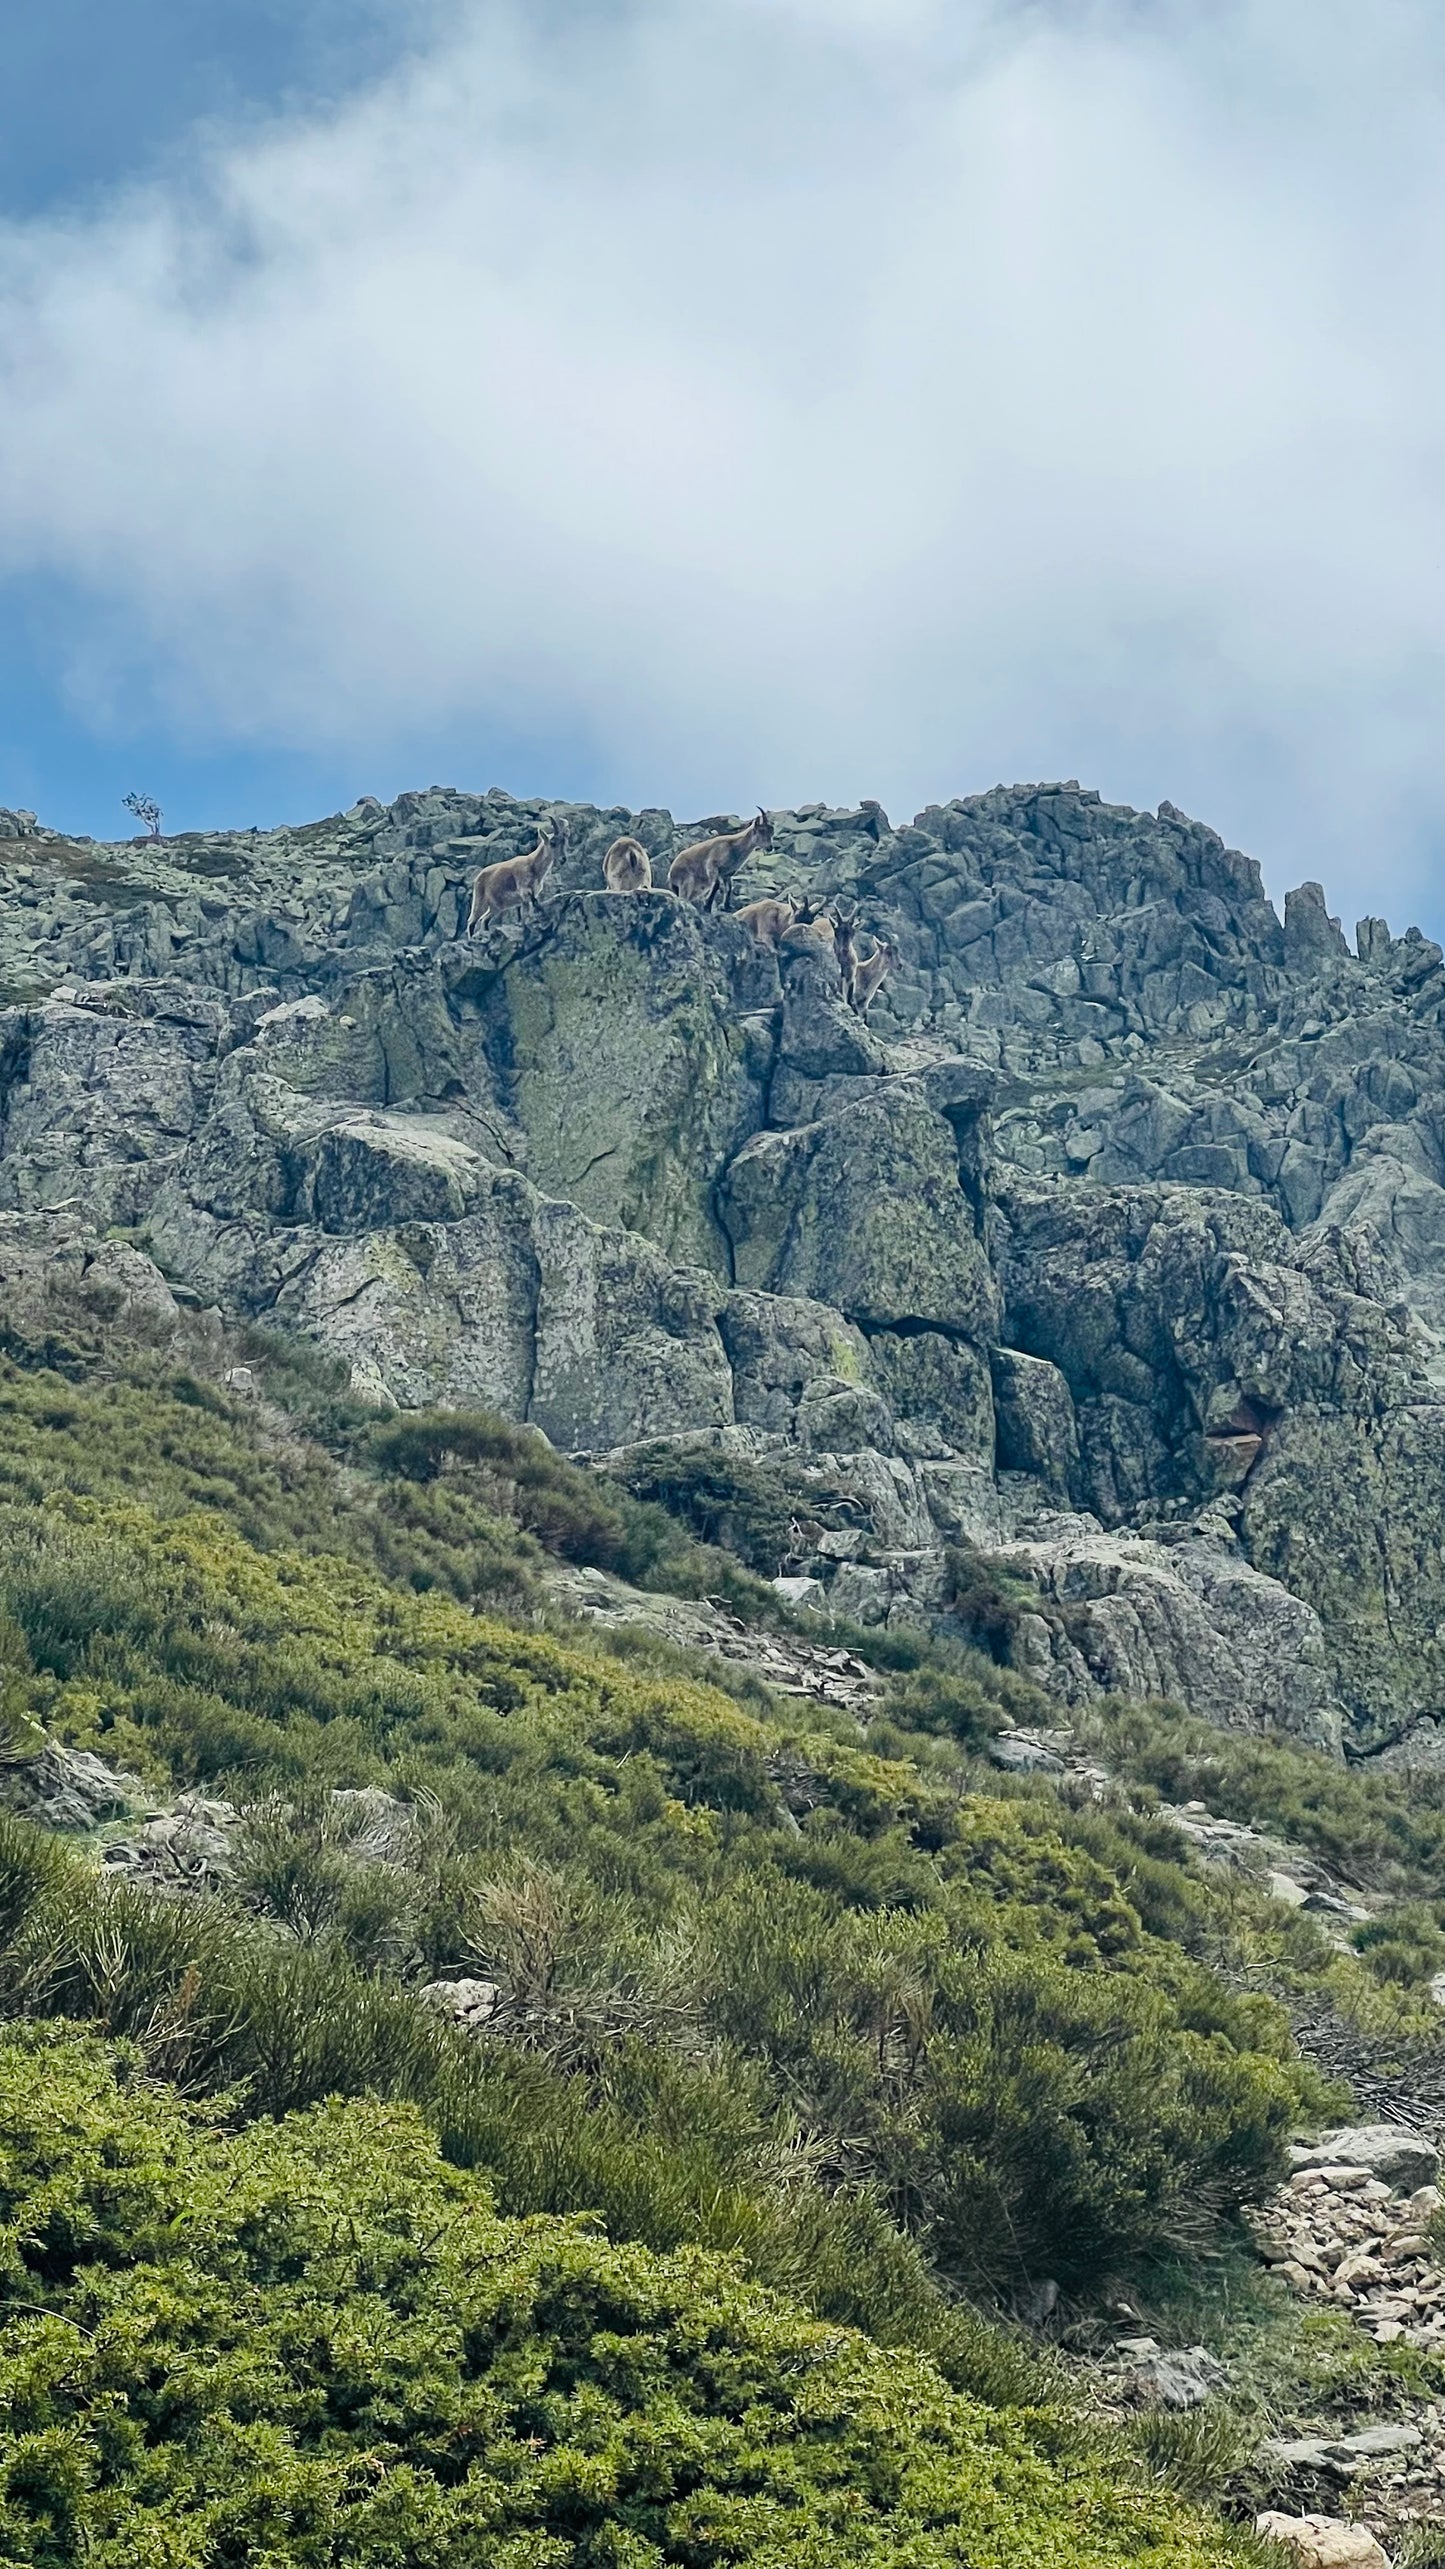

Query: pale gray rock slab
[1121,2343,1229,2409]
[1290,2129,1441,2192]
[272,1180,736,1455]
[0,987,227,1226]
[988,1519,1342,1747]
[987,1734,1065,1775]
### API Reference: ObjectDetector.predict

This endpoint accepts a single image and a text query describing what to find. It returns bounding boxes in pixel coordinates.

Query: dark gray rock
[1284,882,1351,972]
[869,1330,995,1462]
[990,1348,1078,1495]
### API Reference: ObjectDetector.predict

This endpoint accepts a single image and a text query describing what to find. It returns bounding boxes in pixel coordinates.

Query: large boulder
[720,1082,998,1337]
[1289,2127,1441,2193]
[989,1348,1078,1494]
[993,1518,1342,1748]
[1254,2515,1391,2569]
[869,1329,996,1463]
[0,1210,180,1337]
[720,1291,880,1439]
[456,893,770,1273]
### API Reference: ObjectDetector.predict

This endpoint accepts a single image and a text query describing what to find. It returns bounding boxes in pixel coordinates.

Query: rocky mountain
[5,777,1445,1763]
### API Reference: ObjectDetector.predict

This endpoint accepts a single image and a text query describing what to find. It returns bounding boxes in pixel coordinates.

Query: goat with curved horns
[849,934,898,1016]
[667,808,772,911]
[467,814,564,936]
[601,835,651,893]
[780,893,839,960]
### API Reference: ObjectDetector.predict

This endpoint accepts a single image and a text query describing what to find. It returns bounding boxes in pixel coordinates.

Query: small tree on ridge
[123,792,163,841]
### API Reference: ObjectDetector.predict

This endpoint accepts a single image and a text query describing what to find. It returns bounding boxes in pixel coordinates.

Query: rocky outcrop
[455,891,772,1273]
[720,1077,996,1334]
[9,777,1445,1750]
[1001,1518,1342,1752]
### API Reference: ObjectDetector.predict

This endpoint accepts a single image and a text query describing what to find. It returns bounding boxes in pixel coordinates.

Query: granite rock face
[7,777,1445,1752]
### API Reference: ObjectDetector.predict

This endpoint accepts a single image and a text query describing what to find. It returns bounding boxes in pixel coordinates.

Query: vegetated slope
[0,2024,1268,2569]
[0,1335,1324,2308]
[3,1319,1445,2556]
[8,779,1445,2558]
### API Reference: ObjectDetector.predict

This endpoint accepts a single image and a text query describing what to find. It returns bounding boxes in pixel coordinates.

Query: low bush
[1076,1694,1445,1898]
[0,2023,1270,2569]
[942,1544,1041,1663]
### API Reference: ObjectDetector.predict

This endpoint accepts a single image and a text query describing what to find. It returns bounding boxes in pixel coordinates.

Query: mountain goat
[601,835,652,893]
[849,934,898,1016]
[737,894,796,948]
[830,902,861,993]
[467,815,564,936]
[667,808,772,911]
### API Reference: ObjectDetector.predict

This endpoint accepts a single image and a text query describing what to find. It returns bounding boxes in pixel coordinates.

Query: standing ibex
[831,902,861,994]
[601,835,651,893]
[737,894,796,948]
[848,934,898,1016]
[667,808,772,911]
[467,814,564,936]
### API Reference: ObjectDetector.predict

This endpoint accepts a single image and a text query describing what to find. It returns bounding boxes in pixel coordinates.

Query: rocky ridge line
[5,782,1445,1762]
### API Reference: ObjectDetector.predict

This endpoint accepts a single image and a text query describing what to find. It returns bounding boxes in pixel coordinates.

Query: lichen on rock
[10,776,1445,1750]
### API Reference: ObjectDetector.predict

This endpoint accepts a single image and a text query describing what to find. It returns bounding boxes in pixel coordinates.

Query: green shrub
[1351,1900,1445,1988]
[1078,1694,1445,1898]
[600,1443,811,1573]
[365,1406,634,1562]
[875,1661,1009,1750]
[942,1545,1040,1663]
[0,2024,1268,2569]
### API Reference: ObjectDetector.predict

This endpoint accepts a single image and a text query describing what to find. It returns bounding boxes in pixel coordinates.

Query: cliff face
[5,780,1445,1757]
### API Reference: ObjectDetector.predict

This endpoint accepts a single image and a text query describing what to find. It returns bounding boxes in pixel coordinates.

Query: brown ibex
[831,901,861,993]
[737,894,796,948]
[467,814,563,936]
[781,893,838,959]
[849,933,898,1016]
[601,834,651,893]
[666,807,772,911]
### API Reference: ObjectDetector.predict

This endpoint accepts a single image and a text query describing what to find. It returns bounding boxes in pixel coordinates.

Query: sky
[0,0,1441,935]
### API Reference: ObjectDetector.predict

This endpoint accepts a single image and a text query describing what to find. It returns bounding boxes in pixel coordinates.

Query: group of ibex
[465,807,896,1016]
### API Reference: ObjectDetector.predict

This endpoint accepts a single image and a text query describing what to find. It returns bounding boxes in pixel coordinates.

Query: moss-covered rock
[472,893,769,1273]
[720,1084,999,1338]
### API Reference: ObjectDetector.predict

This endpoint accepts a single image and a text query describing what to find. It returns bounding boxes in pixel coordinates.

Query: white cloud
[0,0,1441,919]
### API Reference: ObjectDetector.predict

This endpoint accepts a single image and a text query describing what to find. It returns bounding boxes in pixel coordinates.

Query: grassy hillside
[0,2023,1276,2569]
[0,1320,1436,2561]
[0,1352,1324,2299]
